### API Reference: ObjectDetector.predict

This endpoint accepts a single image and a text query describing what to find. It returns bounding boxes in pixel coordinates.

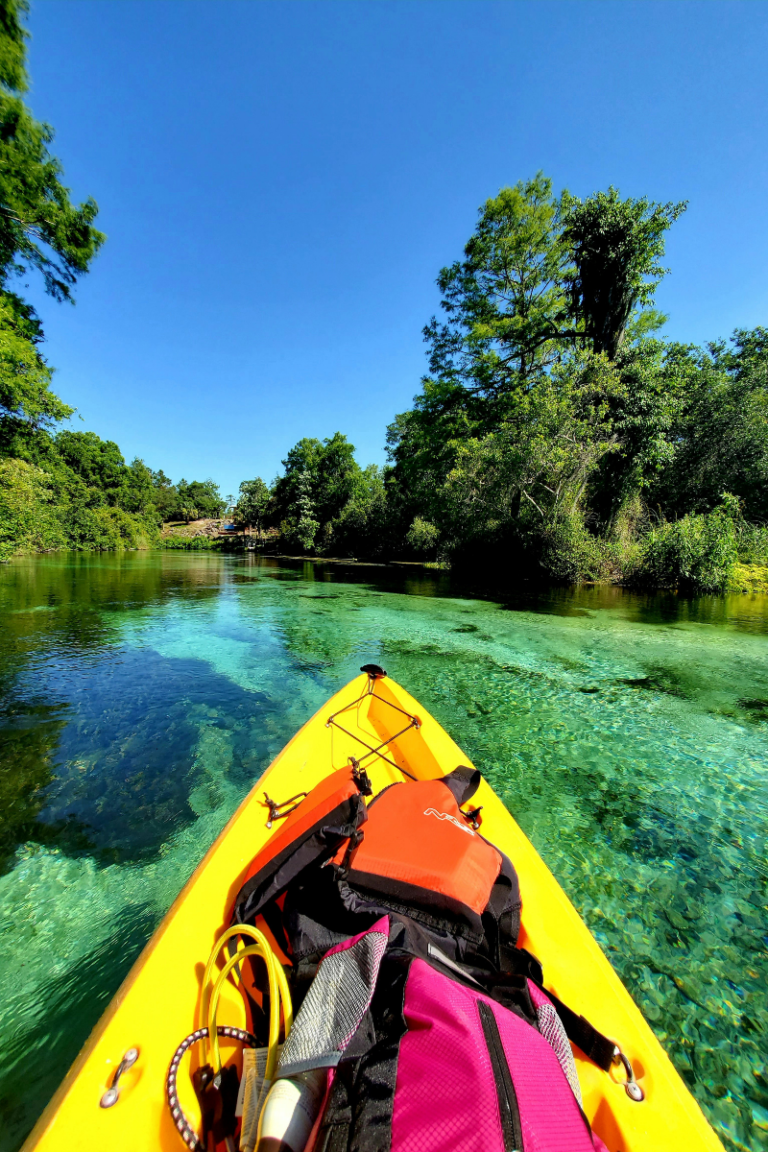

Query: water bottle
[255,1067,327,1152]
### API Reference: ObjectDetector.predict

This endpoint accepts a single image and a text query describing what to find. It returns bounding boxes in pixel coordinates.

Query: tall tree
[0,297,71,438]
[562,188,686,360]
[176,479,226,520]
[0,0,104,457]
[271,433,360,529]
[0,0,104,314]
[426,174,573,397]
[149,469,179,523]
[55,430,126,496]
[649,328,768,521]
[235,477,270,532]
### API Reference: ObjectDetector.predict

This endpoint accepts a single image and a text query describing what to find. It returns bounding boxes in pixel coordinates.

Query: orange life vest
[231,764,369,928]
[339,773,503,936]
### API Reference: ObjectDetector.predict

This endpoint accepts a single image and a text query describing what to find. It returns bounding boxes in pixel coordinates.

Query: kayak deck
[22,673,721,1151]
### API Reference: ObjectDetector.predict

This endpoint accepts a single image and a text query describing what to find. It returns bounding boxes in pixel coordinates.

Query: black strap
[496,946,616,1073]
[541,988,617,1073]
[441,764,482,805]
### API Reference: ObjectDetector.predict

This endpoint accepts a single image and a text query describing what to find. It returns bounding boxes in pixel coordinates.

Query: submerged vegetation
[0,1,766,594]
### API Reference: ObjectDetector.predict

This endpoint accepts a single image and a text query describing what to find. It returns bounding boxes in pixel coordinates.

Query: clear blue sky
[21,0,768,498]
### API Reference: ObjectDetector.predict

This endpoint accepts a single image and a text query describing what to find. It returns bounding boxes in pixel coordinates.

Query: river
[0,551,766,1151]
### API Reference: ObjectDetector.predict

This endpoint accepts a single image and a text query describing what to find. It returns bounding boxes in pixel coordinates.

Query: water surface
[0,552,766,1150]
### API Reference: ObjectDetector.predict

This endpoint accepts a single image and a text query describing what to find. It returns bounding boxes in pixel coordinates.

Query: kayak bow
[22,672,722,1151]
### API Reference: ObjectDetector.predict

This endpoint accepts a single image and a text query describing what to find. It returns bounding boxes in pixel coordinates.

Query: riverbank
[158,533,768,596]
[6,531,768,597]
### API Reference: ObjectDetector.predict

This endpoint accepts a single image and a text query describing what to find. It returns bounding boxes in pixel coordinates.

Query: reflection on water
[0,552,767,1150]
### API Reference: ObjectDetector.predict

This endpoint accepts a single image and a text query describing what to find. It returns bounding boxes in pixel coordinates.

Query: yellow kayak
[23,672,722,1151]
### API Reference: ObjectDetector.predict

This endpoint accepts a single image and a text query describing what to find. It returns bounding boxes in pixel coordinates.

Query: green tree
[0,0,104,462]
[291,469,319,552]
[270,437,322,523]
[55,430,126,500]
[587,339,695,526]
[425,174,573,398]
[235,477,270,532]
[120,457,155,517]
[149,468,179,522]
[649,328,768,521]
[439,351,622,568]
[269,433,393,557]
[0,455,63,559]
[271,433,362,546]
[176,478,225,520]
[0,297,71,438]
[562,188,686,360]
[329,463,388,557]
[0,0,104,309]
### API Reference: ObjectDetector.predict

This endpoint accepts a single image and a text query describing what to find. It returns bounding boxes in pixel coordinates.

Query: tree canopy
[235,477,270,531]
[0,0,104,313]
[562,188,686,359]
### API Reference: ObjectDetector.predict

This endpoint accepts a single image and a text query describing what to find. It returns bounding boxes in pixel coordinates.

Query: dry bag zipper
[478,1000,523,1152]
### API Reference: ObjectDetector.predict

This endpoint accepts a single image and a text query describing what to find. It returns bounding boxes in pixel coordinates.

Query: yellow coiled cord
[201,924,293,1077]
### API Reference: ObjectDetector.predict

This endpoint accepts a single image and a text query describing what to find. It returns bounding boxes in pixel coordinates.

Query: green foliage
[283,469,319,552]
[55,430,126,496]
[405,516,440,558]
[0,0,27,94]
[0,298,71,432]
[427,174,574,394]
[436,351,622,557]
[650,329,768,521]
[65,505,157,552]
[272,433,371,554]
[0,0,104,306]
[378,175,768,591]
[0,456,63,559]
[588,338,696,525]
[735,522,768,567]
[329,464,388,557]
[538,515,612,584]
[235,476,270,530]
[176,478,226,521]
[634,498,740,593]
[727,563,768,595]
[562,187,686,359]
[0,448,160,560]
[161,534,223,551]
[149,469,178,522]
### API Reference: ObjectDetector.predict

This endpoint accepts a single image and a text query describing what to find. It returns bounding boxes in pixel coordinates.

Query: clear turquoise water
[0,552,766,1150]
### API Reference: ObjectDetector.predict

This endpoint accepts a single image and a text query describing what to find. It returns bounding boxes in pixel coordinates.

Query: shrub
[635,500,738,592]
[736,522,768,566]
[406,517,440,557]
[727,563,768,594]
[0,459,65,560]
[537,516,612,583]
[66,505,157,551]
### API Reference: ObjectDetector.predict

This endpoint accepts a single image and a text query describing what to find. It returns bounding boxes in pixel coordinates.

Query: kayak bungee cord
[166,1025,256,1152]
[324,664,420,780]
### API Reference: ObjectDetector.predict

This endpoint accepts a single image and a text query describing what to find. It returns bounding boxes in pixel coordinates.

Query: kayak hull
[22,673,722,1151]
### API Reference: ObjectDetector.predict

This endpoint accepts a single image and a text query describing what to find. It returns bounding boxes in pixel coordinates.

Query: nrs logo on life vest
[423,808,474,835]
